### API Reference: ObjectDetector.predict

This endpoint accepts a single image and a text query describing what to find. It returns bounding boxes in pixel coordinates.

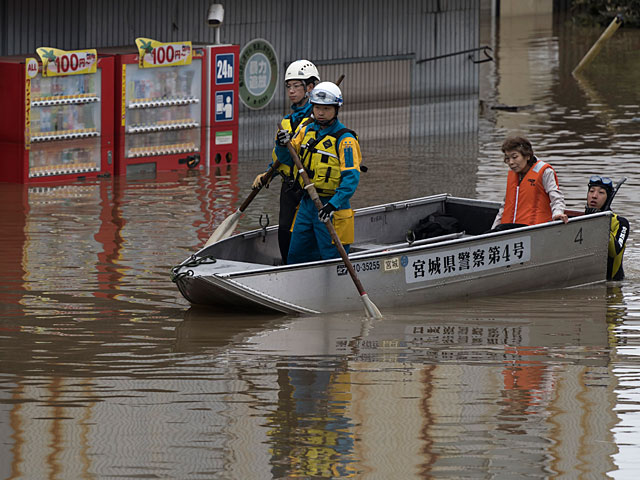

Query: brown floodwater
[2,12,640,479]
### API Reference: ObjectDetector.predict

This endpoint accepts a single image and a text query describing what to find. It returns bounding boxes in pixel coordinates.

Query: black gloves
[318,203,337,222]
[276,129,291,146]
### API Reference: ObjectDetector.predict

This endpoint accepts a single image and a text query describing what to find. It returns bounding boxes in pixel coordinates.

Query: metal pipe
[572,15,623,76]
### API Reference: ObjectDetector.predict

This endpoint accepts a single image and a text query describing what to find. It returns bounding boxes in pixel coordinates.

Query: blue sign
[215,90,234,122]
[215,53,234,85]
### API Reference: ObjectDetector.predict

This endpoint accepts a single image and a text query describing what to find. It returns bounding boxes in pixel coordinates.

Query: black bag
[411,213,461,240]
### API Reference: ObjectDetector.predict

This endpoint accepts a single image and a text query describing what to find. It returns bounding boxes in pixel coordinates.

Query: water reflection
[175,288,617,478]
[2,282,622,478]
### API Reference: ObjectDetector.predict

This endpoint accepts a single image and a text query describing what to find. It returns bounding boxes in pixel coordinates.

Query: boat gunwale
[173,195,611,314]
[210,210,612,279]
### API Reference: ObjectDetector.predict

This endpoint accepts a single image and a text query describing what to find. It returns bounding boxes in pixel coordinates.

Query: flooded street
[3,12,640,479]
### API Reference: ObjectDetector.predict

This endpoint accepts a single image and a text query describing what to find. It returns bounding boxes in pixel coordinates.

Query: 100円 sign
[239,38,278,110]
[36,47,98,77]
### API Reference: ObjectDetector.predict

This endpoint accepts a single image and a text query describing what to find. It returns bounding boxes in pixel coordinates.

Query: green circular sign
[239,38,279,110]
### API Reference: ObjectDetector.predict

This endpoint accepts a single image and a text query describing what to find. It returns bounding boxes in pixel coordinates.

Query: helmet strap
[316,116,337,128]
[292,96,309,108]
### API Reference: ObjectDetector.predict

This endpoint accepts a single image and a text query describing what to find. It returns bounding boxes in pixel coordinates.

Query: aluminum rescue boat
[171,194,610,314]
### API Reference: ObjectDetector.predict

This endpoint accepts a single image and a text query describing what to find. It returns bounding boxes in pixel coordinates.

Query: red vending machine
[204,45,239,167]
[111,40,206,176]
[0,50,114,184]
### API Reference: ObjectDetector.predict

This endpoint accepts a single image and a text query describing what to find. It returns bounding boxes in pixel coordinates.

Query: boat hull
[172,195,610,314]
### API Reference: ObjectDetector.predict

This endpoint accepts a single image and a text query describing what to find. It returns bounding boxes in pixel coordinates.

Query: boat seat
[350,242,390,253]
[350,231,466,255]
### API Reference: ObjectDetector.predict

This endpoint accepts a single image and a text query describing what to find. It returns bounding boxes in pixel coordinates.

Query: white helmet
[284,59,320,83]
[309,82,343,107]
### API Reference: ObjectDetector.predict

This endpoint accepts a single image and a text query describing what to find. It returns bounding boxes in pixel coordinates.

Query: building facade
[1,0,481,150]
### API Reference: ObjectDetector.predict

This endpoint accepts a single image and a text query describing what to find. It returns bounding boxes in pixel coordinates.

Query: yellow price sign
[135,38,192,68]
[36,47,98,77]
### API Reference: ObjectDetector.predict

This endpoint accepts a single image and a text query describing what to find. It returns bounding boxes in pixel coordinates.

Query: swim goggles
[588,176,613,188]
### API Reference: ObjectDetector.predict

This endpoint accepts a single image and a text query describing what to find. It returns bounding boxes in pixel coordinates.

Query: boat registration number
[336,260,381,276]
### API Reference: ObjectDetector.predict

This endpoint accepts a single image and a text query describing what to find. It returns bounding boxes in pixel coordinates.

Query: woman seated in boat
[491,136,568,231]
[585,175,629,280]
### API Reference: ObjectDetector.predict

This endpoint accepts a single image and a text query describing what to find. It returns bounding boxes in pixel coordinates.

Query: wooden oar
[279,121,382,318]
[204,164,280,247]
[204,74,346,247]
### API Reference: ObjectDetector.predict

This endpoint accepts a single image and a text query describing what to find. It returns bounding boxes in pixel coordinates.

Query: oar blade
[204,209,242,247]
[361,293,383,319]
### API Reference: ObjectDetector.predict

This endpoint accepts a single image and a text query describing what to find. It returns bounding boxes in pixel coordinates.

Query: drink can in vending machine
[39,77,51,97]
[31,109,41,134]
[62,150,72,165]
[52,109,60,132]
[185,70,195,97]
[60,76,70,96]
[40,109,51,133]
[31,76,41,96]
[167,72,176,98]
[87,75,95,95]
[77,75,85,94]
[178,70,187,96]
[134,79,142,99]
[71,107,79,130]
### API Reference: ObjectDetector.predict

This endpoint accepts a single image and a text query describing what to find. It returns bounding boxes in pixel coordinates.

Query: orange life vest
[502,160,557,225]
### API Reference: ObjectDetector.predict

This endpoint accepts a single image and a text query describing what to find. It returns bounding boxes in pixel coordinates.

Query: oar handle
[278,122,368,297]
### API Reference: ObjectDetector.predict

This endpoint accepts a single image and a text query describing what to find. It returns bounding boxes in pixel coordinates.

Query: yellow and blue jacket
[608,213,629,281]
[270,101,314,178]
[275,118,361,210]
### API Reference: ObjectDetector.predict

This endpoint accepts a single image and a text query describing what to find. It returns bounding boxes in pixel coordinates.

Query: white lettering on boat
[404,235,531,283]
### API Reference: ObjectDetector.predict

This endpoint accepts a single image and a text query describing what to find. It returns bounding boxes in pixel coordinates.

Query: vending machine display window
[123,60,202,159]
[29,73,103,178]
[0,53,113,184]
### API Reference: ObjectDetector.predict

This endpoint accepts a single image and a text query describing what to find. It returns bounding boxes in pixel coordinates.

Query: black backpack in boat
[410,213,462,240]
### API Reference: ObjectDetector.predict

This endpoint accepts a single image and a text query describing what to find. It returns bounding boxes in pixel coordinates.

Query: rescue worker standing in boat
[491,136,569,230]
[252,60,320,264]
[274,82,361,264]
[585,175,629,280]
